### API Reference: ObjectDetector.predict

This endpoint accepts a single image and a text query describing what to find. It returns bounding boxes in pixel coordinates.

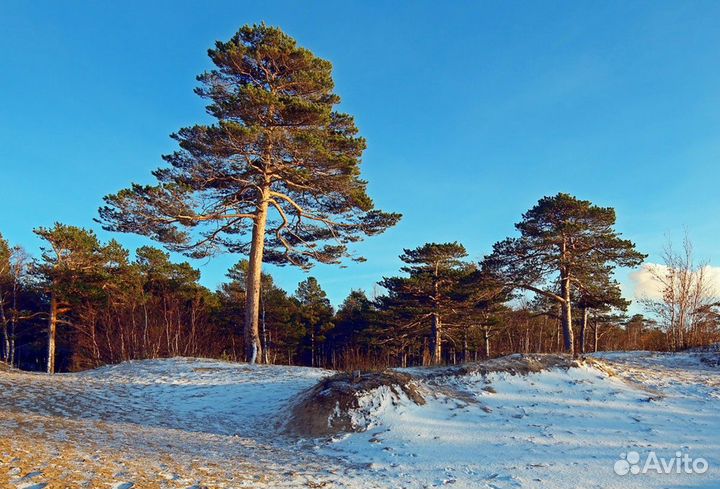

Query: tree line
[2,193,717,373]
[2,24,718,372]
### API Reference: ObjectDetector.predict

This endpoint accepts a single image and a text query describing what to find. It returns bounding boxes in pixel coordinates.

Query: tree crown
[486,193,646,289]
[99,23,400,268]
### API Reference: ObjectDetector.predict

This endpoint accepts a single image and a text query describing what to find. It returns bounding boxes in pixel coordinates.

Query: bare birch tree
[642,235,719,350]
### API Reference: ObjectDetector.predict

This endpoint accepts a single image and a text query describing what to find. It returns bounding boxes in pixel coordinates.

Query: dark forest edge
[1,191,718,373]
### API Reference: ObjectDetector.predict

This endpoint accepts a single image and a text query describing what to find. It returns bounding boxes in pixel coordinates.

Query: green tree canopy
[484,193,645,355]
[379,242,472,364]
[99,24,399,363]
[294,277,333,367]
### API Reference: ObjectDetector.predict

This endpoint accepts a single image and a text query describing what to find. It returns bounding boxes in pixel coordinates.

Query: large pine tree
[99,24,400,363]
[484,193,645,355]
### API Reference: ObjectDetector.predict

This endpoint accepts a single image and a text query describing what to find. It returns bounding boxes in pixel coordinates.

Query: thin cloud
[630,263,720,301]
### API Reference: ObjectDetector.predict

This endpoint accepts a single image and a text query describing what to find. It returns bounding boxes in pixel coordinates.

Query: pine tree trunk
[580,307,589,354]
[593,319,599,352]
[462,327,468,363]
[47,293,57,374]
[261,296,269,364]
[0,296,7,363]
[8,322,14,366]
[9,282,17,366]
[484,328,491,358]
[430,261,442,364]
[1,323,8,363]
[310,329,315,367]
[560,273,575,355]
[431,312,442,364]
[422,337,431,366]
[244,187,269,364]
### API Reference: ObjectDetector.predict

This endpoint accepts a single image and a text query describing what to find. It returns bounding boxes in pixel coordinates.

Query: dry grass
[0,365,348,488]
[0,407,271,488]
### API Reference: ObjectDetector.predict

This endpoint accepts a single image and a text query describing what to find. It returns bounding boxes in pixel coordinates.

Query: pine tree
[575,268,629,354]
[328,289,377,366]
[484,193,645,355]
[461,268,514,359]
[293,277,333,367]
[99,24,400,363]
[33,224,105,373]
[380,242,471,365]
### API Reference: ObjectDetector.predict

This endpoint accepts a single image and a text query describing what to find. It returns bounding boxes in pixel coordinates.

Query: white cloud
[630,263,720,301]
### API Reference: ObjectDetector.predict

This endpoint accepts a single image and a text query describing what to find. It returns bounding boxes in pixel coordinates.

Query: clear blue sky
[2,1,720,306]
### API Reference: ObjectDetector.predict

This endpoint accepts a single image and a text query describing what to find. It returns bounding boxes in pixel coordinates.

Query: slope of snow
[76,358,332,437]
[1,352,718,488]
[0,358,346,488]
[320,352,720,488]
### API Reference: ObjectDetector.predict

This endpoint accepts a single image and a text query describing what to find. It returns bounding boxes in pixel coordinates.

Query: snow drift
[285,370,425,437]
[285,354,580,438]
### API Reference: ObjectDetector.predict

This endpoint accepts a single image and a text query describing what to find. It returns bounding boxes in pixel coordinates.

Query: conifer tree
[330,290,375,355]
[294,277,333,367]
[34,224,105,373]
[575,268,628,354]
[484,193,645,355]
[99,24,400,363]
[461,268,514,359]
[380,242,471,364]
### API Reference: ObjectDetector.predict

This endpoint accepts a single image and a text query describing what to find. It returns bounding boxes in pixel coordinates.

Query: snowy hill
[322,352,720,488]
[0,352,718,488]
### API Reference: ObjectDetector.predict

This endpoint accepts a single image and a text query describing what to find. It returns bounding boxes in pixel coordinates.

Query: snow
[1,352,719,488]
[322,351,720,488]
[76,358,331,438]
[0,358,339,488]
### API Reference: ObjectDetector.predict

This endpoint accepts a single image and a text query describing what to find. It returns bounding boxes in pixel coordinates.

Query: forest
[2,201,717,373]
[2,24,718,373]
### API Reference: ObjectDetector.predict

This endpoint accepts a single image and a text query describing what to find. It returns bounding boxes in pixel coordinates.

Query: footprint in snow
[111,483,134,489]
[18,471,42,480]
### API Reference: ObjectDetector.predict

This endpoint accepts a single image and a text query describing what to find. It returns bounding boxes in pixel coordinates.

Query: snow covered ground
[324,351,720,488]
[0,359,340,488]
[0,352,718,488]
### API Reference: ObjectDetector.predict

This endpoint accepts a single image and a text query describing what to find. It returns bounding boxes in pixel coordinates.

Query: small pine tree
[33,224,105,373]
[380,242,471,365]
[294,277,333,367]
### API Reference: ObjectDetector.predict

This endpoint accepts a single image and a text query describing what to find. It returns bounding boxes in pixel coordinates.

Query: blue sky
[2,1,720,306]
